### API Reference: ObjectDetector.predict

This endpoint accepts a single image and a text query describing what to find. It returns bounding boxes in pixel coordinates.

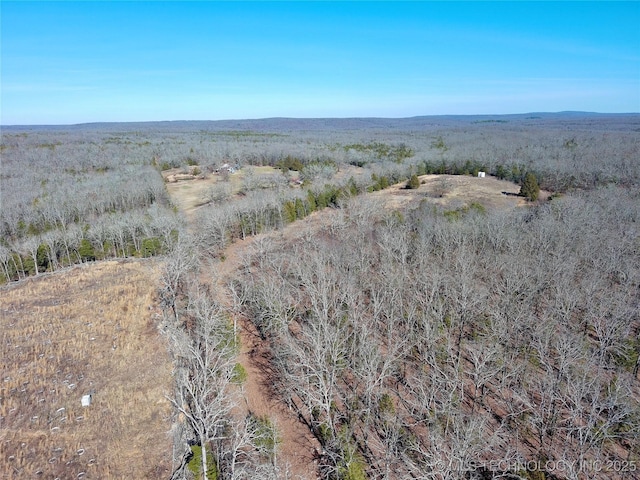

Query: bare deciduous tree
[167,291,239,480]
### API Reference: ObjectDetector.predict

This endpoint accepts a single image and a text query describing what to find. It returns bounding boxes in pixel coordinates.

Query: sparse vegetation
[231,362,248,384]
[405,174,420,189]
[0,260,173,479]
[187,444,219,480]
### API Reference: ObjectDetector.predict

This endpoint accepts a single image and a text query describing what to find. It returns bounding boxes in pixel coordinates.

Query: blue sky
[1,1,639,125]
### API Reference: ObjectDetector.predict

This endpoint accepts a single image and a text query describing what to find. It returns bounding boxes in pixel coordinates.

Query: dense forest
[234,187,639,478]
[3,113,638,282]
[1,113,639,479]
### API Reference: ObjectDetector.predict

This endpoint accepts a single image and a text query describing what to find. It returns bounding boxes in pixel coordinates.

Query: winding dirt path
[208,233,321,479]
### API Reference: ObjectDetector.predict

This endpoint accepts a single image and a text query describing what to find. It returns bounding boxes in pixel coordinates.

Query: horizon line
[2,111,639,128]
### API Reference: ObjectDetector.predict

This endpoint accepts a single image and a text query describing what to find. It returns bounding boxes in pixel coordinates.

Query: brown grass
[162,165,283,219]
[370,174,544,211]
[0,260,173,479]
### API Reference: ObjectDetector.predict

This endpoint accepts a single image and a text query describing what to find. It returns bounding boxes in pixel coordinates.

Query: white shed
[81,394,92,407]
[477,171,486,178]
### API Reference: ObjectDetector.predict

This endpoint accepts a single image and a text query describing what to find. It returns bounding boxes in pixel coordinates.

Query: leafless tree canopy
[3,114,639,479]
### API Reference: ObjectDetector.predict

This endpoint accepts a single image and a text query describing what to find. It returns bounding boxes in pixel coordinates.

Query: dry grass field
[371,173,544,211]
[0,260,174,479]
[162,165,284,218]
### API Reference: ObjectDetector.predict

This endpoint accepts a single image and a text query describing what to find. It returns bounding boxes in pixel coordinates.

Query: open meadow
[0,260,174,479]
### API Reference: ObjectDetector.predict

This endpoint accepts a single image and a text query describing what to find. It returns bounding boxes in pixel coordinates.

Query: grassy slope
[0,260,173,479]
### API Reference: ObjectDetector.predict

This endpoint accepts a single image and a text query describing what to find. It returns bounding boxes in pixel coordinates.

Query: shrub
[295,198,307,219]
[316,421,333,445]
[368,174,391,192]
[231,362,247,384]
[36,244,49,271]
[378,393,395,415]
[140,237,162,257]
[337,429,368,480]
[431,136,448,151]
[22,255,36,276]
[346,177,360,196]
[495,164,507,179]
[78,239,96,261]
[277,155,304,172]
[468,202,486,214]
[443,202,486,221]
[406,174,420,190]
[187,445,218,480]
[249,415,281,460]
[283,201,297,223]
[340,459,368,480]
[306,190,317,212]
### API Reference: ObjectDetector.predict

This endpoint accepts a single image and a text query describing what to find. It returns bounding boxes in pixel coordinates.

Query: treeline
[0,205,181,281]
[196,186,349,253]
[234,186,640,479]
[0,133,180,283]
[195,168,412,254]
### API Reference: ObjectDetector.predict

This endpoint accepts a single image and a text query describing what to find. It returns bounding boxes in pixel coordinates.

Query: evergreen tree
[520,172,540,201]
[78,238,96,261]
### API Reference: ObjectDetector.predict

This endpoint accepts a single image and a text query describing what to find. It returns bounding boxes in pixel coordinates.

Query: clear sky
[1,1,639,125]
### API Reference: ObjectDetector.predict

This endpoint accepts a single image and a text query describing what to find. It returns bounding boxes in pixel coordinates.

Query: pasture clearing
[0,260,173,479]
[162,165,286,218]
[370,173,544,211]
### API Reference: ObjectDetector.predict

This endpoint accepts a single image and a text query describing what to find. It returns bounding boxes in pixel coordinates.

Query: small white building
[81,394,92,407]
[477,171,486,178]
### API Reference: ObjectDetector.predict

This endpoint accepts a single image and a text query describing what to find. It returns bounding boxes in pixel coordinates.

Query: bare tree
[167,291,239,480]
[159,235,198,324]
[0,244,13,281]
[21,235,42,275]
[205,182,233,204]
[466,341,503,413]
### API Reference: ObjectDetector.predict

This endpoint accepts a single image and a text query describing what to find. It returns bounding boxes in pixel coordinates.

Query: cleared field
[162,165,285,217]
[0,260,173,479]
[370,173,543,210]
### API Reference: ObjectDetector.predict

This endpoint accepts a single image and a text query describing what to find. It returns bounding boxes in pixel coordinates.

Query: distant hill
[2,112,639,133]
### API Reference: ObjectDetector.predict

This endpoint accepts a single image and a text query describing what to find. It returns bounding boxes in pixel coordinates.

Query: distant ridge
[2,112,638,132]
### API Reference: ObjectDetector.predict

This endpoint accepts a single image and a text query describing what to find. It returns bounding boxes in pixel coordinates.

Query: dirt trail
[236,313,321,479]
[206,232,323,480]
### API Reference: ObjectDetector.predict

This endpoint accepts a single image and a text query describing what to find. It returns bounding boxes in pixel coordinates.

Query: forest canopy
[1,113,639,480]
[3,114,638,281]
